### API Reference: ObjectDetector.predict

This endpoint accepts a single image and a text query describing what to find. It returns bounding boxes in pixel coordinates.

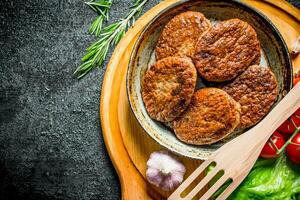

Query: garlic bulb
[291,37,300,57]
[146,151,186,191]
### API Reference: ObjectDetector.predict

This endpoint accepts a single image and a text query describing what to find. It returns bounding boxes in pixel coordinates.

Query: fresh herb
[85,0,112,36]
[75,0,149,78]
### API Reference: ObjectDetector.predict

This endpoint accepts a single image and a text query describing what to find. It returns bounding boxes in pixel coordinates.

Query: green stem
[277,127,300,154]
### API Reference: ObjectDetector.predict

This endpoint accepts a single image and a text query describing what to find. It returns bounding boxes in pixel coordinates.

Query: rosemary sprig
[85,0,112,36]
[75,0,149,78]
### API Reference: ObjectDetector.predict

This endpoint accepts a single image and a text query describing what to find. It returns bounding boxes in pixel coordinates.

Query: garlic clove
[161,172,184,191]
[162,175,178,191]
[171,171,185,184]
[291,37,300,58]
[146,151,186,191]
[146,168,162,187]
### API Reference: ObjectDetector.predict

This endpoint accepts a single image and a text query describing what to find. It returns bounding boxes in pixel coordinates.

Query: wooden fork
[168,83,300,200]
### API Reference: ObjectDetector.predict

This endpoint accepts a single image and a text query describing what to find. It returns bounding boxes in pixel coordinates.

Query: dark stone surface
[0,0,160,199]
[0,1,298,200]
[288,0,300,8]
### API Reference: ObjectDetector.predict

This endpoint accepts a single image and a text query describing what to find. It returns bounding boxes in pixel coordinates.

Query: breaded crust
[193,19,261,82]
[155,11,211,60]
[142,57,197,122]
[173,88,241,145]
[223,65,278,128]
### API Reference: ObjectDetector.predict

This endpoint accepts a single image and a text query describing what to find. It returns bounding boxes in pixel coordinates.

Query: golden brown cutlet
[193,18,261,82]
[173,88,241,145]
[222,65,278,129]
[156,11,211,60]
[142,57,197,122]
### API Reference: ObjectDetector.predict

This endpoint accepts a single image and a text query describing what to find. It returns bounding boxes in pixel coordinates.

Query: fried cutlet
[142,57,197,122]
[173,88,241,145]
[156,11,211,60]
[222,65,278,128]
[193,18,261,82]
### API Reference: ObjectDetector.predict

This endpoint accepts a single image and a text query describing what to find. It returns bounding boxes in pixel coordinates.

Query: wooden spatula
[169,83,300,200]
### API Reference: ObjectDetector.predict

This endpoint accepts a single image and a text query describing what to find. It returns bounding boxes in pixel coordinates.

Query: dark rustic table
[0,0,299,199]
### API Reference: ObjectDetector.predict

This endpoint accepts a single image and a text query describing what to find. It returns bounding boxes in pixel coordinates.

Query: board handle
[120,176,149,200]
[120,173,164,200]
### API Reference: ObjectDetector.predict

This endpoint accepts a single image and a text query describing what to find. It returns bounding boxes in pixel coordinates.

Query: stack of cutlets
[141,11,278,145]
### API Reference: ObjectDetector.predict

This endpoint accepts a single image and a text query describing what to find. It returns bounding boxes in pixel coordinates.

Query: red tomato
[294,108,300,116]
[260,131,285,158]
[277,113,300,135]
[294,77,300,86]
[286,133,300,164]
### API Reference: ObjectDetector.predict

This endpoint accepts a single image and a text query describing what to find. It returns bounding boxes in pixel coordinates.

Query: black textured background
[0,1,299,200]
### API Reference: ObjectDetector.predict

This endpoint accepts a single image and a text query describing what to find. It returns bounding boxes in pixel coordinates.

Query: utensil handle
[250,83,300,142]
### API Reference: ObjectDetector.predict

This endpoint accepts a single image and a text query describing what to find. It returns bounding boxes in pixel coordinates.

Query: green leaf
[86,0,112,36]
[211,155,300,200]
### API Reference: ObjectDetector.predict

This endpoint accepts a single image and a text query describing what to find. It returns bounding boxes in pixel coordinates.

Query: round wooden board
[100,1,300,199]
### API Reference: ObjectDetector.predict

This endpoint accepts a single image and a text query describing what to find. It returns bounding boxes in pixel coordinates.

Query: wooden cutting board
[100,0,300,199]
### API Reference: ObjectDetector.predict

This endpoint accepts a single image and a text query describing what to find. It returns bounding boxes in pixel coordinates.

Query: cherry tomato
[260,131,285,158]
[294,77,300,86]
[277,113,300,135]
[294,108,300,116]
[286,133,300,164]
